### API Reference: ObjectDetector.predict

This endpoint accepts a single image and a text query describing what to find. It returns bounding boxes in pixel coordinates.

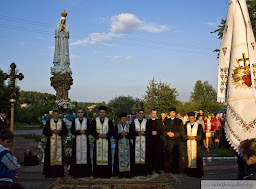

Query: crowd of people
[180,110,227,152]
[1,106,256,189]
[42,106,206,179]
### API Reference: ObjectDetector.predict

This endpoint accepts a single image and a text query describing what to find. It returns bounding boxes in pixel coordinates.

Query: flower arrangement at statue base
[63,132,73,166]
[23,149,39,166]
[56,99,75,113]
[37,137,47,162]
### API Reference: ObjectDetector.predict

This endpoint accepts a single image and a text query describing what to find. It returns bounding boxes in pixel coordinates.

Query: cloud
[70,54,80,59]
[71,32,122,46]
[71,13,168,46]
[110,13,141,33]
[110,13,168,33]
[139,24,168,33]
[125,56,135,62]
[105,56,122,60]
[105,55,135,63]
[205,22,218,27]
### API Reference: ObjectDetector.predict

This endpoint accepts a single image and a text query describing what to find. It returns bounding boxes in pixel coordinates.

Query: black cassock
[163,118,183,174]
[0,117,8,131]
[69,118,92,177]
[183,122,204,178]
[130,119,152,176]
[43,119,68,178]
[147,118,164,172]
[91,118,114,178]
[113,124,134,178]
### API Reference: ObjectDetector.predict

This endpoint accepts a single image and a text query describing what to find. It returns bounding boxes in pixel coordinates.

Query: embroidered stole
[134,118,147,164]
[50,118,62,166]
[96,117,109,165]
[75,118,87,164]
[118,123,130,172]
[186,122,198,168]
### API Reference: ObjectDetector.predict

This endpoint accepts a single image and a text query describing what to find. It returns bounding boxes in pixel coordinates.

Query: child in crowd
[0,129,21,189]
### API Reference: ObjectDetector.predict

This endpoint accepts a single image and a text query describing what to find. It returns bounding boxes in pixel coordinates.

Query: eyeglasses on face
[78,112,83,113]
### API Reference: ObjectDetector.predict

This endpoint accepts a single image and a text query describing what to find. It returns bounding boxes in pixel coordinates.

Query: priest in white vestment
[183,112,204,178]
[70,108,92,177]
[43,110,68,178]
[91,106,114,178]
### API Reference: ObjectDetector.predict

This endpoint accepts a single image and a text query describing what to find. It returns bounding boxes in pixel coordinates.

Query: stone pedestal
[50,74,73,100]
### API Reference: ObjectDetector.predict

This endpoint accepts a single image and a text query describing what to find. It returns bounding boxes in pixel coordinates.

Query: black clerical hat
[119,113,127,118]
[187,111,195,117]
[169,107,176,112]
[98,106,107,111]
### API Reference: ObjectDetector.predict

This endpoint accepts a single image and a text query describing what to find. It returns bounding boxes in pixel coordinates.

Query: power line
[0,15,215,55]
[0,24,213,55]
[0,15,52,27]
[0,24,51,34]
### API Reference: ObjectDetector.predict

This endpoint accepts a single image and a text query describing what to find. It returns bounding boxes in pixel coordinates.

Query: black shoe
[156,170,161,174]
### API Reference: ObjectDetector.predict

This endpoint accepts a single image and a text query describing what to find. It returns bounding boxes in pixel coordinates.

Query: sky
[0,0,229,103]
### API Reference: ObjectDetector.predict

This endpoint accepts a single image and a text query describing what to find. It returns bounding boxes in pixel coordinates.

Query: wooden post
[3,63,24,152]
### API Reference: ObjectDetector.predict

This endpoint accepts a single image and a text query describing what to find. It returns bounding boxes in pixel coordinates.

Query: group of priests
[43,106,204,178]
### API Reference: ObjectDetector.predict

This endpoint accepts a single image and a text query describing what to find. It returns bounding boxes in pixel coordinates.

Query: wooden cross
[3,63,24,99]
[238,53,249,68]
[3,62,24,138]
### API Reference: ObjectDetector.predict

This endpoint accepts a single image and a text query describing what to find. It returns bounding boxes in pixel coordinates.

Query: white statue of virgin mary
[51,10,72,75]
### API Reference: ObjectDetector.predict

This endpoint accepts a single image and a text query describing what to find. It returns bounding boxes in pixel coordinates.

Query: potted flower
[23,149,39,166]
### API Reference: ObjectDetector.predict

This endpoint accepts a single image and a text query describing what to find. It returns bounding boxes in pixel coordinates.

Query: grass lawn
[17,133,44,142]
[14,122,42,130]
[208,146,238,157]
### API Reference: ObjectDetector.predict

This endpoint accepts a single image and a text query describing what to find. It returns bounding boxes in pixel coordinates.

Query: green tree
[74,102,106,121]
[19,91,56,104]
[132,98,144,114]
[143,78,180,115]
[190,80,225,113]
[15,102,55,124]
[14,91,56,124]
[108,96,137,122]
[212,0,256,57]
[0,69,10,111]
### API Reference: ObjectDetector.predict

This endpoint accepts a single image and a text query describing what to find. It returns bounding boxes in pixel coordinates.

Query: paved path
[15,164,56,189]
[14,129,43,135]
[174,159,237,189]
[15,159,238,189]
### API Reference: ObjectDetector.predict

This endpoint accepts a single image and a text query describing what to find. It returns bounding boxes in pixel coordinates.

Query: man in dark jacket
[148,109,163,174]
[0,110,8,131]
[163,107,183,174]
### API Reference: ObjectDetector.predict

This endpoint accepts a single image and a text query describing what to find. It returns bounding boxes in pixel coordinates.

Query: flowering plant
[24,149,36,157]
[37,137,47,161]
[56,99,75,110]
[63,133,73,166]
[24,149,39,166]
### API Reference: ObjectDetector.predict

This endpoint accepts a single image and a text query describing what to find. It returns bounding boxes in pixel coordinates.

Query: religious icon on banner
[231,53,252,88]
[222,47,227,55]
[251,42,255,50]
